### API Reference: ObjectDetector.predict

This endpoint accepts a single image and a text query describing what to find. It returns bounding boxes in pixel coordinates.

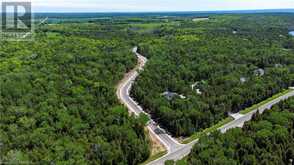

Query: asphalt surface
[149,89,294,165]
[219,90,294,133]
[148,140,198,165]
[116,47,294,165]
[116,47,183,155]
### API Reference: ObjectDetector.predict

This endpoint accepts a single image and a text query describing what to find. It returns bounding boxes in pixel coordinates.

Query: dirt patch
[145,127,166,156]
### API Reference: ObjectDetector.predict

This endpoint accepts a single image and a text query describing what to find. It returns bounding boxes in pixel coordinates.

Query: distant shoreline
[32,9,294,19]
[33,9,294,14]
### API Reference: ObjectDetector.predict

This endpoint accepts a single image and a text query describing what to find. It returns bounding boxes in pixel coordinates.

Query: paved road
[147,140,198,165]
[219,90,294,133]
[117,47,294,165]
[149,89,294,165]
[116,47,183,155]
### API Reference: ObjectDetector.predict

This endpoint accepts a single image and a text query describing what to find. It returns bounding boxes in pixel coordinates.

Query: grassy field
[128,22,180,33]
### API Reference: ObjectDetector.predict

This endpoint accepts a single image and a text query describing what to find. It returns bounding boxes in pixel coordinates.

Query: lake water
[289,31,294,36]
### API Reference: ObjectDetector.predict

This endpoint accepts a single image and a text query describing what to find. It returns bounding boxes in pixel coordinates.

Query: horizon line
[32,8,294,14]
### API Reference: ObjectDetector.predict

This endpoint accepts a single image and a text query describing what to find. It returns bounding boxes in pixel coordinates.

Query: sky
[26,0,294,12]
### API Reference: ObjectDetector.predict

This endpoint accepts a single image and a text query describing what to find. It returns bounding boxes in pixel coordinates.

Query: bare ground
[145,128,166,156]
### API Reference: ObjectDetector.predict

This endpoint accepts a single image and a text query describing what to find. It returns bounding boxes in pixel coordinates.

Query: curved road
[117,47,294,165]
[116,47,183,154]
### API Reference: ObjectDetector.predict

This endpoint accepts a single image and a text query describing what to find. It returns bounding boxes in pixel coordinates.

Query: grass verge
[182,88,294,144]
[240,89,293,114]
[182,117,233,144]
[141,88,294,163]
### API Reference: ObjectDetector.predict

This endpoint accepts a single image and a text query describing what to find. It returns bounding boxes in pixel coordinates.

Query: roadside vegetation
[182,117,233,144]
[132,15,294,137]
[187,97,294,164]
[0,27,149,164]
[240,88,293,114]
[1,13,294,165]
[182,88,294,144]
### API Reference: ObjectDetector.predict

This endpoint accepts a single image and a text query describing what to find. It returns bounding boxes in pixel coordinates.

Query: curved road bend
[116,47,183,155]
[117,47,294,165]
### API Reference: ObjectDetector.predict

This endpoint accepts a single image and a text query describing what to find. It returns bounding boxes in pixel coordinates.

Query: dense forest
[187,97,294,165]
[132,15,294,136]
[0,30,150,164]
[1,13,294,164]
